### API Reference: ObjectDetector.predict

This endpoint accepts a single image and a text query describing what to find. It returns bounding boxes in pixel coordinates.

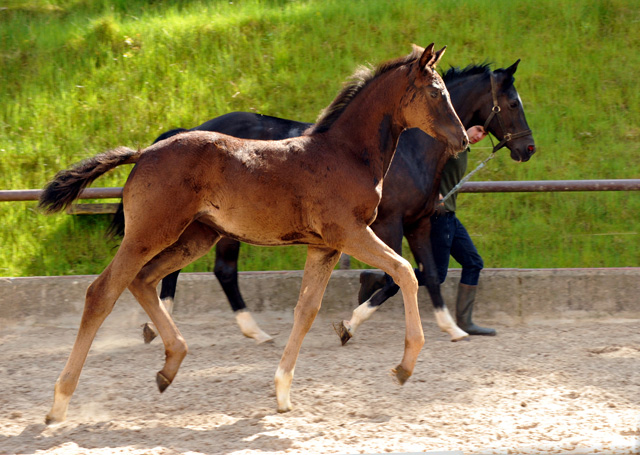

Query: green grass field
[1,0,639,277]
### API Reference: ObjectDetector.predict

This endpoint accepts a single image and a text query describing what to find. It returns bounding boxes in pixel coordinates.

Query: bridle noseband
[483,72,532,153]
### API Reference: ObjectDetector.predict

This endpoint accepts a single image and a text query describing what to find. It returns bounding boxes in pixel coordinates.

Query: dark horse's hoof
[156,372,172,393]
[391,365,412,385]
[332,321,352,346]
[142,323,158,344]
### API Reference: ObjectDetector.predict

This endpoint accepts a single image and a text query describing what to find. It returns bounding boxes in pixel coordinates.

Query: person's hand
[466,125,487,145]
[434,193,446,214]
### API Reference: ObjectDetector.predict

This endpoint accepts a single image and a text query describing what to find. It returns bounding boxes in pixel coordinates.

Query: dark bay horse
[39,44,468,423]
[129,60,535,345]
[337,59,536,344]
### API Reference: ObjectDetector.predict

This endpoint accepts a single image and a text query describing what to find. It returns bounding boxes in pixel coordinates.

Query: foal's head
[399,44,468,155]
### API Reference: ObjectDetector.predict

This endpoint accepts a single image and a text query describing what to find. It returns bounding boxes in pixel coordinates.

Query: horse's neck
[325,74,408,179]
[448,73,491,129]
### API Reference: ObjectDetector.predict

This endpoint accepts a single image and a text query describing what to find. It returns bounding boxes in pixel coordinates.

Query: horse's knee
[394,261,419,293]
[84,281,116,319]
[214,260,237,285]
[424,273,440,292]
[293,302,321,330]
[129,267,159,294]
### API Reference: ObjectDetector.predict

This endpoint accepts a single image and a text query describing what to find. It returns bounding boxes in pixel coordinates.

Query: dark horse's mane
[311,47,424,134]
[441,63,514,88]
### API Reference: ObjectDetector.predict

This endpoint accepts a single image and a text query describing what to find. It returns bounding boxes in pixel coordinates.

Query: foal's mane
[310,47,424,134]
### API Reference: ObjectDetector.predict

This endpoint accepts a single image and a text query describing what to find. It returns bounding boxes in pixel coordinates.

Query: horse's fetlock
[166,336,188,360]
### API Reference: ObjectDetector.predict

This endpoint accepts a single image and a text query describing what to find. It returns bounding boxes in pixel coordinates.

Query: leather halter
[439,72,533,205]
[483,72,532,153]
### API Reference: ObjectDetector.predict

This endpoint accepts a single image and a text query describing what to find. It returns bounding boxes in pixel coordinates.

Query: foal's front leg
[275,246,340,412]
[343,227,424,385]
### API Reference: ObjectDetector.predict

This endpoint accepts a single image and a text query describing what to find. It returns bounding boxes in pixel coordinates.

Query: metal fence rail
[1,180,639,203]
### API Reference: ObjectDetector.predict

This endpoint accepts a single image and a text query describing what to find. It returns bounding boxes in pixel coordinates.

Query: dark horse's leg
[215,238,272,343]
[333,221,404,345]
[335,218,467,345]
[405,218,468,341]
[142,238,272,344]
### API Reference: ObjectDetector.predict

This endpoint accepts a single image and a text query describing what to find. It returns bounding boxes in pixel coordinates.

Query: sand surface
[1,307,639,455]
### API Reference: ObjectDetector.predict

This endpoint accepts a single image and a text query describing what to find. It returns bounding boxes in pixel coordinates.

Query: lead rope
[439,150,496,204]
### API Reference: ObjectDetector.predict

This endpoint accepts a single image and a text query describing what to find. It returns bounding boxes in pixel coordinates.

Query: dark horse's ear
[505,59,521,76]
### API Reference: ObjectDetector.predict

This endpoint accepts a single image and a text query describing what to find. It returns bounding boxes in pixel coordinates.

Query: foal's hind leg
[128,221,220,392]
[45,240,166,424]
[142,269,181,344]
[275,246,340,412]
[342,227,423,385]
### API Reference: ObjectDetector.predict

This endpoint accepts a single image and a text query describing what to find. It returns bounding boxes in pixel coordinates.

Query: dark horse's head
[444,60,536,162]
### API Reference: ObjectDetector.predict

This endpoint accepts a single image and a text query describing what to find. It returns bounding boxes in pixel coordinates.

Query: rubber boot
[455,283,496,336]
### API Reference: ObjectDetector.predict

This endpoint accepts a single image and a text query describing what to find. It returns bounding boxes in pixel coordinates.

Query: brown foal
[39,44,468,423]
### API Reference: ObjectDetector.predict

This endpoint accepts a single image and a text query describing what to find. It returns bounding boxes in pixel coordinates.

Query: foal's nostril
[462,136,469,150]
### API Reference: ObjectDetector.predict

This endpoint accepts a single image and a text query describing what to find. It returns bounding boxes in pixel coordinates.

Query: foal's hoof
[156,372,172,393]
[142,323,158,344]
[391,365,412,385]
[332,321,352,346]
[45,413,62,425]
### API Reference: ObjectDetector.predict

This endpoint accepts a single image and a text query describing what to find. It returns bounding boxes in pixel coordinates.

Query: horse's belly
[198,209,323,247]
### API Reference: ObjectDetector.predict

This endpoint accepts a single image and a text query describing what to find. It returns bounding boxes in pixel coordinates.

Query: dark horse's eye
[509,100,519,109]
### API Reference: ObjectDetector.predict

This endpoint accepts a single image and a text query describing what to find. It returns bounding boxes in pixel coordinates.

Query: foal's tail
[39,146,142,214]
[106,127,188,239]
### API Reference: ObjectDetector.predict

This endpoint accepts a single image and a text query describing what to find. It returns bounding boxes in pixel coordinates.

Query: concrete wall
[1,268,638,325]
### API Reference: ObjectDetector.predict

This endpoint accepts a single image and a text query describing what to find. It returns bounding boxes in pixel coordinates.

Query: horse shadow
[4,417,291,454]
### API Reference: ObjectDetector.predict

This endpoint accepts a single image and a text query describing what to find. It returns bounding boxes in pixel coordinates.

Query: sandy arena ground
[1,305,639,455]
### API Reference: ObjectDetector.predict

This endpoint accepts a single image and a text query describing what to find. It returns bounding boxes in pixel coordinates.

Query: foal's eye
[430,91,439,99]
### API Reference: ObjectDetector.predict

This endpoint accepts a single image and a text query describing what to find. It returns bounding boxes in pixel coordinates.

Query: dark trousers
[430,212,483,286]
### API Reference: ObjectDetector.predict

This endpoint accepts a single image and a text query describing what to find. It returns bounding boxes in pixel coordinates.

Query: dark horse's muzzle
[510,142,536,162]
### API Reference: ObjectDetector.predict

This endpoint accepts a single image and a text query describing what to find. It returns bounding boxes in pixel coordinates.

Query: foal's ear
[432,46,447,68]
[418,43,435,69]
[505,59,521,76]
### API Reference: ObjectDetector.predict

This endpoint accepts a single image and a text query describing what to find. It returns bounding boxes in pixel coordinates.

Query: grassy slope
[0,0,638,277]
